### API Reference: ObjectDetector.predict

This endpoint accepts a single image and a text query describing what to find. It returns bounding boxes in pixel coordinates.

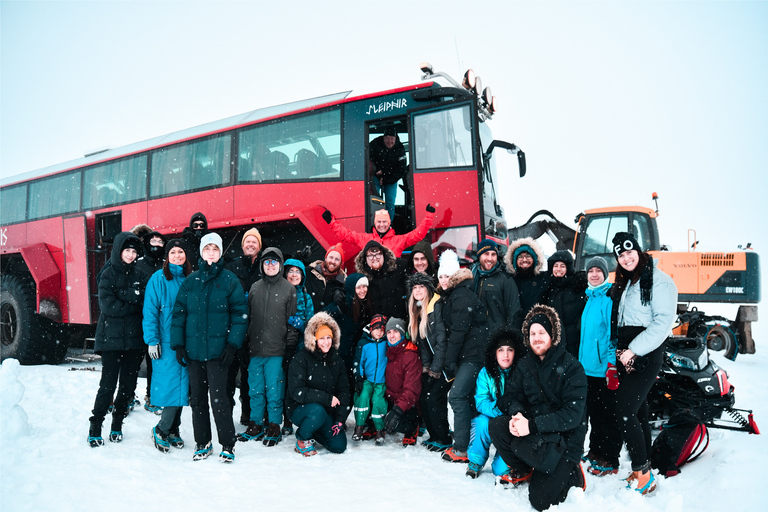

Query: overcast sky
[2,0,767,260]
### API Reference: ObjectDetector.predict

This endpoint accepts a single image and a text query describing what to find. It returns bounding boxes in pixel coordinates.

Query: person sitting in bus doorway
[182,212,208,270]
[504,237,548,330]
[369,127,408,222]
[322,205,436,258]
[305,244,348,314]
[471,239,521,337]
[171,232,247,462]
[224,227,263,426]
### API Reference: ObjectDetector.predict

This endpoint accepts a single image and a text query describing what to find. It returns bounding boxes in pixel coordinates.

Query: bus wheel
[706,324,738,361]
[0,275,66,365]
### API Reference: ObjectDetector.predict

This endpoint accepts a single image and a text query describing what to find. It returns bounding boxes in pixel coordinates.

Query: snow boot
[152,426,170,454]
[168,430,184,449]
[402,429,418,448]
[588,458,619,477]
[466,461,483,479]
[497,468,533,488]
[109,431,123,443]
[442,447,469,463]
[263,422,282,447]
[295,439,318,457]
[625,469,657,496]
[192,441,213,461]
[219,446,235,463]
[352,425,365,442]
[361,427,378,441]
[143,396,163,415]
[375,430,386,444]
[88,421,104,447]
[237,422,265,442]
[281,422,294,437]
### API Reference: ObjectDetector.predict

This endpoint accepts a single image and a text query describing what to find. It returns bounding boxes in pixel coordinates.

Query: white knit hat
[438,249,460,278]
[199,232,223,256]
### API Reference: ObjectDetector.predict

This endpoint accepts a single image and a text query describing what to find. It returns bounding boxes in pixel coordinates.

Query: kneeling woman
[287,312,351,456]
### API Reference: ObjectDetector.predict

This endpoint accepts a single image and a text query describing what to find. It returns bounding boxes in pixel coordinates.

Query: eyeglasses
[264,259,279,266]
[286,269,302,275]
[517,254,533,260]
[366,253,383,260]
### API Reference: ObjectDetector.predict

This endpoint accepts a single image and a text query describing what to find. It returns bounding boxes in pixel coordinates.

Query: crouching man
[489,304,587,511]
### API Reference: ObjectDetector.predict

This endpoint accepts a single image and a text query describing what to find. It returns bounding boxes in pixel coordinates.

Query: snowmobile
[648,335,760,434]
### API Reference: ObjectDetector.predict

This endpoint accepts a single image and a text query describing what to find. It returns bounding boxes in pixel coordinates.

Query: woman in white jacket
[610,232,677,496]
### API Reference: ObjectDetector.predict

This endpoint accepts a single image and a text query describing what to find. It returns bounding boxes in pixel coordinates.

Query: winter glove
[606,363,619,390]
[355,378,364,395]
[384,405,404,434]
[425,203,435,213]
[331,422,343,436]
[220,344,236,368]
[298,245,313,264]
[322,208,333,224]
[175,347,188,368]
[332,288,345,308]
[148,344,161,360]
[288,315,305,331]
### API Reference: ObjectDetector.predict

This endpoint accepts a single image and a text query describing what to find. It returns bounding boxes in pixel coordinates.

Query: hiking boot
[581,450,597,465]
[466,461,483,479]
[168,430,184,449]
[192,441,213,461]
[423,439,452,452]
[219,445,235,463]
[152,426,170,454]
[402,429,418,448]
[588,458,618,477]
[281,423,294,437]
[128,396,140,412]
[263,422,282,447]
[352,425,365,442]
[442,447,469,463]
[375,430,386,444]
[625,470,657,495]
[109,431,123,443]
[497,468,533,487]
[237,422,265,442]
[295,439,318,457]
[88,421,104,447]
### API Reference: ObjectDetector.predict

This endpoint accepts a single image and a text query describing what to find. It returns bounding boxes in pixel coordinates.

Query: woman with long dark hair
[610,232,677,495]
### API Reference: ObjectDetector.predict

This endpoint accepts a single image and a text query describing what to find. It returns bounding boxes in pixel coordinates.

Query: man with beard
[224,227,263,425]
[504,237,548,329]
[305,244,347,314]
[471,239,521,336]
[182,212,208,270]
[354,240,408,320]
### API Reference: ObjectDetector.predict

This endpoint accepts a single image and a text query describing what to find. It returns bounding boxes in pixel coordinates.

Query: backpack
[651,409,709,477]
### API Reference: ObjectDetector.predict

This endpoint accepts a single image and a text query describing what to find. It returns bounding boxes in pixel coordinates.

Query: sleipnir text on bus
[366,98,407,116]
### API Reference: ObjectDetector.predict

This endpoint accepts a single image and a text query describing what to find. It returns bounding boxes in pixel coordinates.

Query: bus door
[365,117,414,233]
[89,211,122,320]
[63,214,91,324]
[408,100,480,261]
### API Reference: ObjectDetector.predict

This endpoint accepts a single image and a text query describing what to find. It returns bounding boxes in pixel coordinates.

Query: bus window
[237,109,341,182]
[413,104,473,170]
[431,225,478,263]
[29,172,81,220]
[0,185,27,224]
[150,134,231,197]
[82,155,147,209]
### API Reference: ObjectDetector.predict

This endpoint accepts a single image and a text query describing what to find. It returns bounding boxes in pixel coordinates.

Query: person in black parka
[354,240,408,320]
[541,250,587,357]
[181,212,208,271]
[505,237,549,330]
[88,231,149,446]
[471,238,521,336]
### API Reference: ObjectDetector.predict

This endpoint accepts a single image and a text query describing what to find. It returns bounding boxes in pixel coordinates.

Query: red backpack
[651,409,709,477]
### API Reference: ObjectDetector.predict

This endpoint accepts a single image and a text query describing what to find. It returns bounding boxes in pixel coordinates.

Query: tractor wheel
[1,275,67,365]
[707,324,738,361]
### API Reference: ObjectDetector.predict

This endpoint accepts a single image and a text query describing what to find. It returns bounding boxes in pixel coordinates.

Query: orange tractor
[508,194,760,359]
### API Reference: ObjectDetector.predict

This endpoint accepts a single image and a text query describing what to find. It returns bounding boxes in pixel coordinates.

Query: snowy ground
[2,346,767,512]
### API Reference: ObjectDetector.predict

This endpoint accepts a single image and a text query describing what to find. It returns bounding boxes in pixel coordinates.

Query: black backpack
[651,409,709,477]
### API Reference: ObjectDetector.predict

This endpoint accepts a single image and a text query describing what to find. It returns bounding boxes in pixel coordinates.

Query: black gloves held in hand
[220,344,237,368]
[384,405,404,434]
[175,347,188,368]
[425,204,435,213]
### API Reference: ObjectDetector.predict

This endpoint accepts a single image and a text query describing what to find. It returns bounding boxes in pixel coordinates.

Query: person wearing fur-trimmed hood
[540,250,587,357]
[504,237,548,329]
[286,312,351,456]
[489,304,587,511]
[354,240,409,320]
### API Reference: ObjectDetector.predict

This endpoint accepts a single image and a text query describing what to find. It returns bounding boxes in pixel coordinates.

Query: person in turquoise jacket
[285,258,315,352]
[143,239,192,454]
[171,232,248,463]
[352,314,389,440]
[466,327,525,479]
[578,256,621,476]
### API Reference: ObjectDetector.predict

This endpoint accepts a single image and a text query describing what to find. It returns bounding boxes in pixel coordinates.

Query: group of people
[87,207,677,510]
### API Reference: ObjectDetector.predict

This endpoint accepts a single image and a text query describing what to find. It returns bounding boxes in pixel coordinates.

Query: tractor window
[582,215,629,269]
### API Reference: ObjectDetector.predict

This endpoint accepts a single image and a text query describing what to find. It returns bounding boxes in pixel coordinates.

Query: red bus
[0,63,525,364]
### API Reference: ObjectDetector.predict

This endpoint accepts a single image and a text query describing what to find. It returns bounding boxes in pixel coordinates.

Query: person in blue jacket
[171,232,248,463]
[351,314,388,441]
[578,256,621,476]
[466,327,525,479]
[143,239,192,454]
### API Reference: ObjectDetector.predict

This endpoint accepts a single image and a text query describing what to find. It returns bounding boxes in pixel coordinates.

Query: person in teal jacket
[171,232,247,463]
[351,314,389,440]
[143,239,192,454]
[466,327,525,479]
[578,256,621,476]
[285,258,314,351]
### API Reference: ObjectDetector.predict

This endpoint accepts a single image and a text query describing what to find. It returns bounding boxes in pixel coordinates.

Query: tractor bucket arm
[508,210,577,251]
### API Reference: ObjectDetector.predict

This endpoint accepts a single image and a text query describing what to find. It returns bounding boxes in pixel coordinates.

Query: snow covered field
[2,343,767,512]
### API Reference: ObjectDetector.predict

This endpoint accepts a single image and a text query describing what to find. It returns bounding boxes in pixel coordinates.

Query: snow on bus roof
[0,90,353,187]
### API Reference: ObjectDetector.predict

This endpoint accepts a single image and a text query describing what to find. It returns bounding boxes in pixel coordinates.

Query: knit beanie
[586,256,609,280]
[528,313,553,340]
[437,249,460,278]
[407,272,436,295]
[476,239,499,258]
[326,243,345,263]
[165,238,189,257]
[612,232,640,259]
[241,228,262,249]
[386,317,407,339]
[199,232,223,256]
[315,324,333,340]
[370,314,388,332]
[355,276,369,288]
